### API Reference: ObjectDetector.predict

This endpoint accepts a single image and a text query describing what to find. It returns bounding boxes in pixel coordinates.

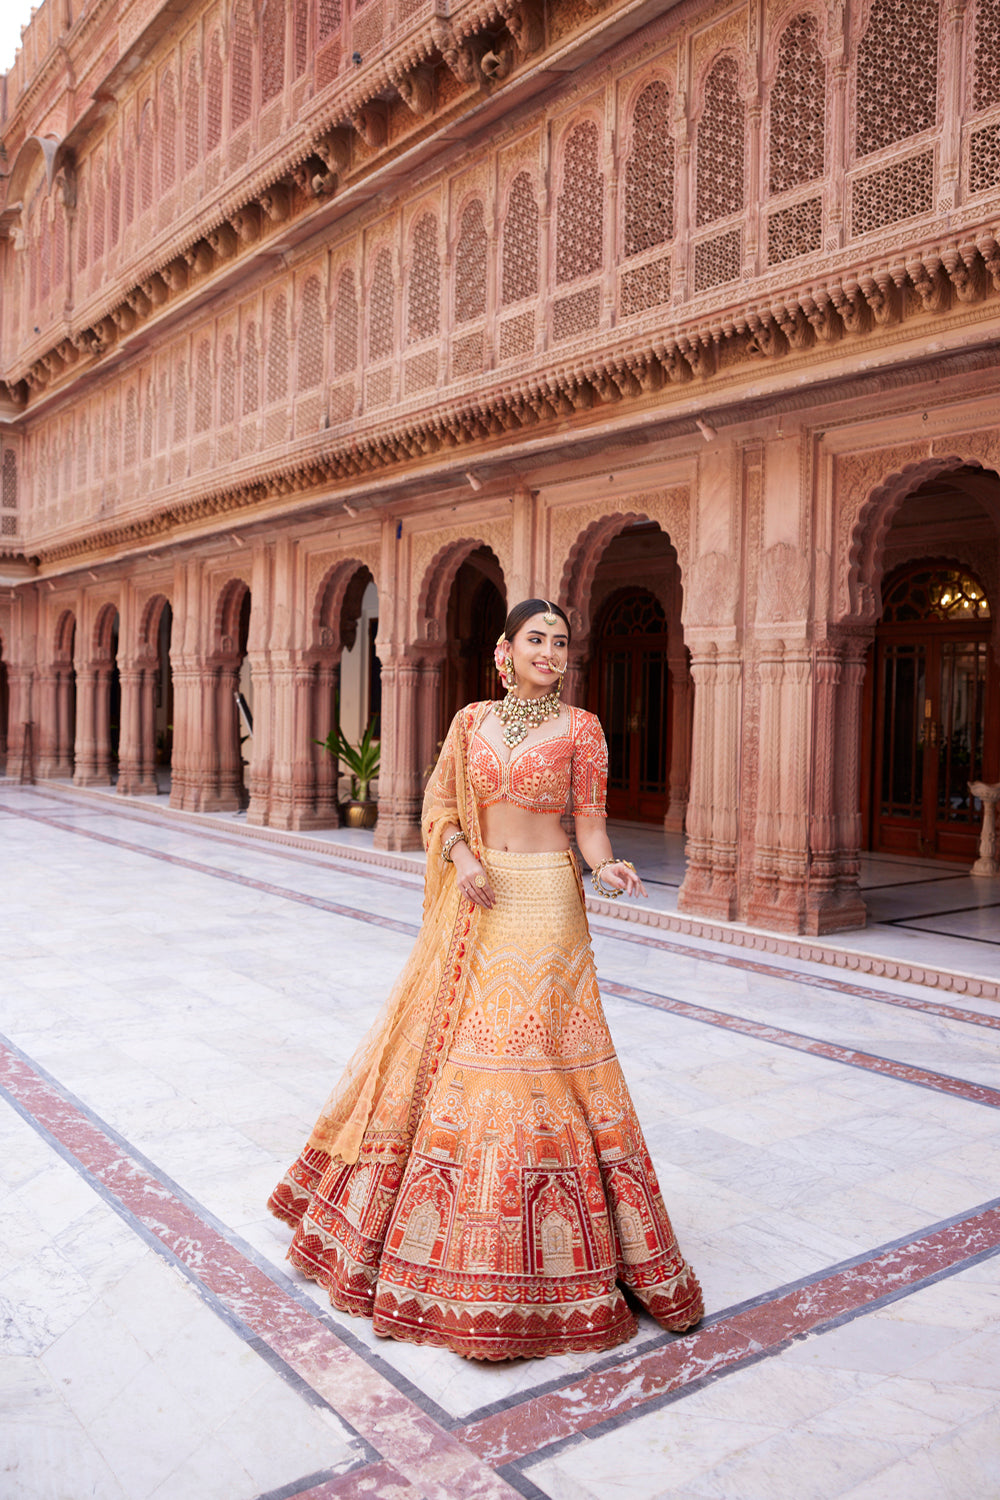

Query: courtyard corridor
[1,782,999,1500]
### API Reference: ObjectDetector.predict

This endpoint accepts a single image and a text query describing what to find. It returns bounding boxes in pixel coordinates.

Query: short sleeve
[571,710,608,817]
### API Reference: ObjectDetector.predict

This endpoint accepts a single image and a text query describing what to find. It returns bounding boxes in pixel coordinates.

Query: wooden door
[591,590,671,821]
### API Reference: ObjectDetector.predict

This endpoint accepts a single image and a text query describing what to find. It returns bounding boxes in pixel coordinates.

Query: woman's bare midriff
[479,803,571,853]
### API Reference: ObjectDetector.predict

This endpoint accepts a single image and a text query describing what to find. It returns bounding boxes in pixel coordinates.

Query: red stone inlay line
[600,979,1000,1109]
[590,919,1000,1029]
[455,1201,1000,1469]
[0,1039,519,1500]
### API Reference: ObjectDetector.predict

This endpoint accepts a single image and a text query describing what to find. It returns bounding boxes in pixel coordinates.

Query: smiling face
[507,612,569,697]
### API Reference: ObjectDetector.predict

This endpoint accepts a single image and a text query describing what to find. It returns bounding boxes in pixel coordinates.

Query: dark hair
[503,598,572,643]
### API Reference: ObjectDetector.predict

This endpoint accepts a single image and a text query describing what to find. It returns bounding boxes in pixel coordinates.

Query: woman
[269,599,703,1360]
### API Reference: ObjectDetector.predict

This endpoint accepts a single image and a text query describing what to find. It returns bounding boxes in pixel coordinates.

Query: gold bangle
[441,831,467,863]
[591,857,635,899]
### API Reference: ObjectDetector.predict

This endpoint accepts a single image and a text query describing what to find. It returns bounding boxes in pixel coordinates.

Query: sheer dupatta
[305,703,489,1165]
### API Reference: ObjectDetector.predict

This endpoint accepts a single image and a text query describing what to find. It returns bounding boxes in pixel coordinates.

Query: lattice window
[620,254,671,316]
[62,434,72,493]
[856,0,938,157]
[452,330,483,377]
[334,268,359,374]
[502,172,539,305]
[851,151,933,234]
[76,419,88,488]
[408,214,441,342]
[261,0,285,103]
[220,334,236,424]
[185,58,200,174]
[93,170,106,262]
[124,141,136,225]
[142,386,153,461]
[454,201,488,324]
[769,15,825,195]
[173,359,188,445]
[294,0,309,77]
[553,285,600,340]
[298,276,325,389]
[139,104,155,213]
[696,57,744,226]
[39,211,51,301]
[974,0,1000,110]
[92,409,103,482]
[108,400,120,474]
[160,74,177,192]
[883,566,991,621]
[767,196,822,263]
[556,121,604,283]
[267,295,289,402]
[625,82,674,257]
[369,249,395,361]
[206,35,223,151]
[2,450,17,510]
[694,227,742,290]
[157,370,170,450]
[970,120,1000,193]
[243,322,260,412]
[124,390,138,467]
[54,206,65,285]
[110,161,121,246]
[76,197,89,273]
[319,0,341,40]
[194,340,213,433]
[231,2,254,131]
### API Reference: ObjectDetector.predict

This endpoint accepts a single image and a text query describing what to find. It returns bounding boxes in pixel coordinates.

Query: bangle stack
[441,830,467,863]
[591,857,636,899]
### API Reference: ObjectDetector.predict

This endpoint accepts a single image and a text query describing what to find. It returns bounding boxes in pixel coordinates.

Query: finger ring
[474,874,487,889]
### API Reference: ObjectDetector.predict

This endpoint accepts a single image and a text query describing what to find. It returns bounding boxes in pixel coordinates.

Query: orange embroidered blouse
[467,703,608,817]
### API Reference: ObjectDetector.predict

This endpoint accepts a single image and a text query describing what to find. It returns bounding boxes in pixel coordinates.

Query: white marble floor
[1,782,999,1500]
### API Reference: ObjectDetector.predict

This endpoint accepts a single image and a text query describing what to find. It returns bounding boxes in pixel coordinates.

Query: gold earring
[504,654,516,686]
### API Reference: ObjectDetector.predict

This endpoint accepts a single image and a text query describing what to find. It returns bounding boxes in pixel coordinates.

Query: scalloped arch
[845,455,1000,624]
[415,537,506,641]
[312,557,376,649]
[558,511,680,642]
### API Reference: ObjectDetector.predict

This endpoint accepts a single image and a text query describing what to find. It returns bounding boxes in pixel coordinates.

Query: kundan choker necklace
[494,689,561,749]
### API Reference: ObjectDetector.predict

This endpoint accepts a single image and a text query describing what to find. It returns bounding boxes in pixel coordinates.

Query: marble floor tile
[3,783,1000,1500]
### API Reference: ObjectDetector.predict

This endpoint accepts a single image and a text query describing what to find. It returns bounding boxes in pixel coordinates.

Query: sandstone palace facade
[0,0,998,935]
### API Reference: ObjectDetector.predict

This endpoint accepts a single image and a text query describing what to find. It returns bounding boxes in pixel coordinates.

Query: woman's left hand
[600,862,648,899]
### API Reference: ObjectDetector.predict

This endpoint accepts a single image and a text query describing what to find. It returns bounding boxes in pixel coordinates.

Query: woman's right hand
[451,844,496,908]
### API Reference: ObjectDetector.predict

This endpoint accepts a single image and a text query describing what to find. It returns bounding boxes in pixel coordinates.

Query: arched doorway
[76,605,120,785]
[53,611,76,777]
[441,546,506,730]
[577,522,690,829]
[589,589,671,821]
[155,601,174,785]
[865,560,996,859]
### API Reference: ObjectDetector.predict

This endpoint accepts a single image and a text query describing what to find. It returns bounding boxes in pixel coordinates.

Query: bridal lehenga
[269,703,703,1360]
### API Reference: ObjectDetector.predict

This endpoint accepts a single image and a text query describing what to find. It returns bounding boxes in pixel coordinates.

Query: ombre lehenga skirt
[268,848,703,1360]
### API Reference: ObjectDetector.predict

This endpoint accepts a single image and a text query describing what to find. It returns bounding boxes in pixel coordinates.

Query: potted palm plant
[315,718,380,828]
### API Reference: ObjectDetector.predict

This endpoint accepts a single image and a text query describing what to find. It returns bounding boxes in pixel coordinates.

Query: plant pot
[345,799,378,829]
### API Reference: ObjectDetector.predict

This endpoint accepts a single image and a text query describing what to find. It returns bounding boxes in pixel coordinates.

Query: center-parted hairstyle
[502,598,572,644]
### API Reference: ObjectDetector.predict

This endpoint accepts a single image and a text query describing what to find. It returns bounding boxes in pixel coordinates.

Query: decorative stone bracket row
[30,221,1000,572]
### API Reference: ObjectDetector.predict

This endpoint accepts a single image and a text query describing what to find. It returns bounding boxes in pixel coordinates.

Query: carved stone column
[116,664,144,796]
[311,659,341,828]
[139,664,159,794]
[246,650,271,826]
[677,647,717,913]
[813,636,869,933]
[73,664,99,785]
[35,670,59,777]
[215,663,244,812]
[664,652,692,834]
[417,651,445,786]
[168,660,197,811]
[747,644,784,924]
[374,654,423,851]
[709,652,741,917]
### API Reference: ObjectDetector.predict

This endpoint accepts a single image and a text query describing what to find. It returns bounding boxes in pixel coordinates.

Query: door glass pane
[879,643,926,816]
[602,650,631,792]
[938,641,987,823]
[640,652,669,794]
